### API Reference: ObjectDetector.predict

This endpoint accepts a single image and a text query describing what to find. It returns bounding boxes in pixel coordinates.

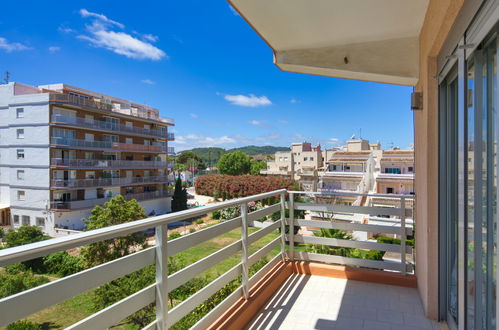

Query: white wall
[141,197,171,216]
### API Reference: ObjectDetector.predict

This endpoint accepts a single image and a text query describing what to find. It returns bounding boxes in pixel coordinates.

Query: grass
[14,223,280,329]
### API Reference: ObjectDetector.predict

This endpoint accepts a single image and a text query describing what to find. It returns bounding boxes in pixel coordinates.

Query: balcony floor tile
[246,274,439,330]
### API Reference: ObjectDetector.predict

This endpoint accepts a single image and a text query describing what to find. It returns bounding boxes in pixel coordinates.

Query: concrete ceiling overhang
[229,0,429,86]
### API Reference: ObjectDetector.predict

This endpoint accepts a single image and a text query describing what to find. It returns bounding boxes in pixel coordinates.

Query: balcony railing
[51,158,168,169]
[49,93,174,125]
[51,137,167,153]
[51,115,173,139]
[50,191,171,210]
[0,189,414,329]
[51,175,168,188]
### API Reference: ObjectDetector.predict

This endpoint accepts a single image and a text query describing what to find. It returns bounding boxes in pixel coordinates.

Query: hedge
[195,174,297,200]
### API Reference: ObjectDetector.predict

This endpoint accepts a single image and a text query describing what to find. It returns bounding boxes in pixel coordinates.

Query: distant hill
[177,145,290,166]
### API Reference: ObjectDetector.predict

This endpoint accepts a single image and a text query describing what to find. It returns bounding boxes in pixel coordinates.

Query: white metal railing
[50,191,172,210]
[51,175,168,188]
[51,158,168,169]
[51,115,170,139]
[0,189,414,329]
[51,137,167,153]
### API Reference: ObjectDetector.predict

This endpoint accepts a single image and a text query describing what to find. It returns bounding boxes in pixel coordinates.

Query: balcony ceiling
[229,0,429,85]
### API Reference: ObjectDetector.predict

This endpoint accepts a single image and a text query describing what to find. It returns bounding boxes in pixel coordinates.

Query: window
[85,171,95,179]
[17,190,25,200]
[13,215,19,225]
[304,157,308,161]
[17,149,25,159]
[17,170,24,180]
[384,167,401,174]
[36,217,45,227]
[126,138,133,144]
[408,166,414,173]
[22,215,30,225]
[310,157,314,161]
[16,128,24,139]
[386,187,394,194]
[144,140,151,146]
[16,108,24,118]
[102,135,119,143]
[53,128,75,139]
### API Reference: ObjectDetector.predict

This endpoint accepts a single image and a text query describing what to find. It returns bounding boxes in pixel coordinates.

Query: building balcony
[377,173,415,180]
[260,169,291,175]
[0,189,428,329]
[50,191,171,210]
[50,137,168,153]
[49,93,174,125]
[320,171,365,178]
[50,175,168,189]
[51,115,174,140]
[51,158,169,169]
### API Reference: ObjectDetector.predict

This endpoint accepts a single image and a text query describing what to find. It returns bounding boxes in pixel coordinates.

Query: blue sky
[1,1,414,151]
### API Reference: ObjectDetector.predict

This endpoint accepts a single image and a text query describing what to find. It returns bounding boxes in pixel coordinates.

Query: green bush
[195,219,204,224]
[42,252,84,277]
[376,236,414,247]
[168,232,182,240]
[6,320,42,330]
[189,228,196,234]
[211,210,221,220]
[0,272,50,299]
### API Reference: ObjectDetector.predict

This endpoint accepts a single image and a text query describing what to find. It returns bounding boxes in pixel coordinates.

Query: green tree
[171,177,188,212]
[217,151,251,175]
[5,226,49,272]
[5,226,48,248]
[177,151,202,165]
[250,160,267,175]
[0,272,50,298]
[80,195,147,267]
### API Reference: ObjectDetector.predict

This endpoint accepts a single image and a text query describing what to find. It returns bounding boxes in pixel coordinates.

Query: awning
[0,203,10,210]
[229,0,429,85]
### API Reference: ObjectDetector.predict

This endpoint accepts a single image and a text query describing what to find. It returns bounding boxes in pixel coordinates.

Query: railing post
[280,193,286,261]
[288,192,295,261]
[400,197,406,275]
[240,202,249,299]
[155,224,168,329]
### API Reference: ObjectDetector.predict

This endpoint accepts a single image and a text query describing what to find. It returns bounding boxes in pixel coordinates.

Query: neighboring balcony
[50,175,168,188]
[50,191,171,210]
[49,93,174,125]
[51,137,167,153]
[0,190,429,329]
[51,158,168,169]
[51,115,174,140]
[260,169,291,175]
[377,172,415,179]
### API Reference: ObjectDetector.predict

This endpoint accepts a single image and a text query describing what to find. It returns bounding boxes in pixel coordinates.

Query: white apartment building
[261,142,324,191]
[0,82,174,236]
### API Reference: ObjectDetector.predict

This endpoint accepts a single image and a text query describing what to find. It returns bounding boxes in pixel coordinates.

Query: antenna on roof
[359,128,362,139]
[3,71,10,84]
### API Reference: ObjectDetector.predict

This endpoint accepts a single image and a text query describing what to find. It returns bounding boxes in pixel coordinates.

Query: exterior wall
[377,181,414,194]
[415,0,466,319]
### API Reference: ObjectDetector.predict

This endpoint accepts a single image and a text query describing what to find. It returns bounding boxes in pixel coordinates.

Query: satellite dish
[350,134,356,139]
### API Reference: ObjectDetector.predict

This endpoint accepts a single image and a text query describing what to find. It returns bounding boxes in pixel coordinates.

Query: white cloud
[78,9,166,60]
[249,120,265,127]
[58,26,75,34]
[0,37,30,52]
[48,46,61,53]
[142,34,158,42]
[189,113,199,119]
[141,79,155,85]
[175,134,236,148]
[223,94,272,107]
[79,9,125,28]
[290,98,299,104]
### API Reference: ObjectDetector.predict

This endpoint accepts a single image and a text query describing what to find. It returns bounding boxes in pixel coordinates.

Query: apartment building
[0,82,174,235]
[261,142,323,190]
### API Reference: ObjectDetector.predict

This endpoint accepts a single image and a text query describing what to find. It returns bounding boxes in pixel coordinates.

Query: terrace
[0,189,432,329]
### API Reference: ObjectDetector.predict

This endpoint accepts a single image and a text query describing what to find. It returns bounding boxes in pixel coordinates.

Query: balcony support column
[288,192,295,261]
[240,202,249,299]
[155,224,168,329]
[280,193,287,261]
[400,197,406,275]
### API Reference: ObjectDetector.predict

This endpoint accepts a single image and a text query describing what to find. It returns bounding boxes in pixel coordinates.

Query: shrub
[42,251,84,277]
[168,232,182,240]
[189,228,196,234]
[6,321,42,330]
[377,236,415,247]
[195,219,204,224]
[211,210,221,220]
[195,174,297,200]
[0,272,50,299]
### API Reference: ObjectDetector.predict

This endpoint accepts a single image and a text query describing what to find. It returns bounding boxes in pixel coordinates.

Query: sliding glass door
[439,21,497,330]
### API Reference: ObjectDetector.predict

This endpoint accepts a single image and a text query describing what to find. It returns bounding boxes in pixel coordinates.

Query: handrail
[51,158,168,169]
[288,190,415,199]
[50,175,168,188]
[0,189,286,266]
[0,188,414,328]
[51,137,167,153]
